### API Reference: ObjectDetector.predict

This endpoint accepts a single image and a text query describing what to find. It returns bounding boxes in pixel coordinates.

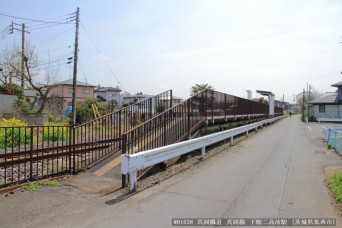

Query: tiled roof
[310,92,338,104]
[59,79,96,87]
[95,87,121,92]
[332,81,342,87]
[96,95,106,101]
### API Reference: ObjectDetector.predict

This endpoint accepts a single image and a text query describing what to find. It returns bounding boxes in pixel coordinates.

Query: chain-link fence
[327,129,342,155]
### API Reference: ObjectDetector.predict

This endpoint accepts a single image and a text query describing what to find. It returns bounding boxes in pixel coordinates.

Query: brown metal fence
[0,89,283,188]
[0,90,172,187]
[121,90,283,183]
[0,125,72,186]
[122,90,280,155]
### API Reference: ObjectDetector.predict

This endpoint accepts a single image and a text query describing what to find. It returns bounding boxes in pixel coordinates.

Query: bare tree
[0,44,22,94]
[1,43,60,113]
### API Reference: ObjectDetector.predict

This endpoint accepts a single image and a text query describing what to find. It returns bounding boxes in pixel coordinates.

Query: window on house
[68,88,73,94]
[82,89,90,94]
[319,105,325,113]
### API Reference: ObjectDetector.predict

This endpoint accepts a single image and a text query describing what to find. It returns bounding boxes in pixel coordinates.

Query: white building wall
[0,94,16,114]
[313,105,341,118]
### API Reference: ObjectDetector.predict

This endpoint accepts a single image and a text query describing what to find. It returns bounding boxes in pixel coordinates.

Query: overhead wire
[80,21,124,90]
[0,12,75,25]
[30,62,71,72]
[33,26,74,47]
[79,53,88,83]
[29,20,75,31]
[39,45,72,53]
[38,53,73,66]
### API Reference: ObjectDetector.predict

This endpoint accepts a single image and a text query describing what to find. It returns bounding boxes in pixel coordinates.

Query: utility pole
[302,88,305,122]
[305,83,309,123]
[10,22,29,90]
[21,23,25,89]
[72,7,80,126]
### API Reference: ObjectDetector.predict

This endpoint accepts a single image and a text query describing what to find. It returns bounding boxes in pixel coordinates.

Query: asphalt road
[1,116,342,228]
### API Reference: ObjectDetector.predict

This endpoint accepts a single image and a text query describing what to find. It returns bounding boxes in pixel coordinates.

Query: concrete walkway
[1,116,342,227]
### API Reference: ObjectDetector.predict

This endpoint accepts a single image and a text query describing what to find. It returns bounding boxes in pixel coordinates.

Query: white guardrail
[122,116,284,191]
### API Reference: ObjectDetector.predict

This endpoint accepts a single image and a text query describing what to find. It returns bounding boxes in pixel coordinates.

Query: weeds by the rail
[21,180,60,191]
[327,172,342,203]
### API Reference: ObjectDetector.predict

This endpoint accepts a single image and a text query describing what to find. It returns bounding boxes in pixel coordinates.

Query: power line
[38,53,73,66]
[28,16,76,27]
[29,20,75,31]
[33,26,74,47]
[79,53,88,83]
[39,45,72,53]
[80,21,124,90]
[0,11,75,25]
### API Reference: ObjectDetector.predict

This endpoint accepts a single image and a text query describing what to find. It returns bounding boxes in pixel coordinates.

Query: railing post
[29,127,34,181]
[170,90,173,109]
[187,99,191,139]
[234,97,237,120]
[72,127,76,175]
[211,90,214,124]
[224,94,227,121]
[230,136,234,146]
[163,113,167,146]
[119,110,122,149]
[129,170,137,192]
[201,147,205,159]
[122,133,127,188]
[69,126,72,173]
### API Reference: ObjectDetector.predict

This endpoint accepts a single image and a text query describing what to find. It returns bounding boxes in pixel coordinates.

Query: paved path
[1,116,342,227]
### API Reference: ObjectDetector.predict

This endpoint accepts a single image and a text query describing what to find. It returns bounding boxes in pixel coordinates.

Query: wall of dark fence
[3,113,49,126]
[0,89,283,188]
[121,89,282,185]
[122,90,281,156]
[0,90,172,187]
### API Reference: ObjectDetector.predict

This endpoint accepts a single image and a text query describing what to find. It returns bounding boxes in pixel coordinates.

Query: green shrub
[43,122,70,142]
[328,172,342,203]
[0,117,30,148]
[68,98,104,124]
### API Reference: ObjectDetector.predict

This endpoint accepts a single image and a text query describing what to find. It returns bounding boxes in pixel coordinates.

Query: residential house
[159,95,183,108]
[122,94,153,105]
[49,79,96,111]
[310,81,342,119]
[95,86,122,107]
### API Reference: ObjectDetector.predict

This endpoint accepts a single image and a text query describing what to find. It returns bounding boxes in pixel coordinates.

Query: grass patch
[327,143,333,149]
[327,172,342,203]
[21,180,60,191]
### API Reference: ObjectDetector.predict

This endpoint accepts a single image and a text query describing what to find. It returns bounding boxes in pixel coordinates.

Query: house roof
[95,87,121,92]
[159,95,182,101]
[256,90,274,96]
[332,81,342,87]
[24,89,39,97]
[58,79,96,87]
[310,92,338,104]
[96,95,107,102]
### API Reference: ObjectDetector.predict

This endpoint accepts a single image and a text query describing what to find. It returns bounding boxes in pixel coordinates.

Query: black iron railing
[0,90,173,187]
[121,90,282,184]
[122,89,280,155]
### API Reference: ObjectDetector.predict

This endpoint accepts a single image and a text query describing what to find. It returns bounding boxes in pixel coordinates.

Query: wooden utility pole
[11,22,28,90]
[72,7,80,125]
[21,23,25,89]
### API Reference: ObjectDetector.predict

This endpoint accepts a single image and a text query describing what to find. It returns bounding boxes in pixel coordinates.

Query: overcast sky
[1,0,342,102]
